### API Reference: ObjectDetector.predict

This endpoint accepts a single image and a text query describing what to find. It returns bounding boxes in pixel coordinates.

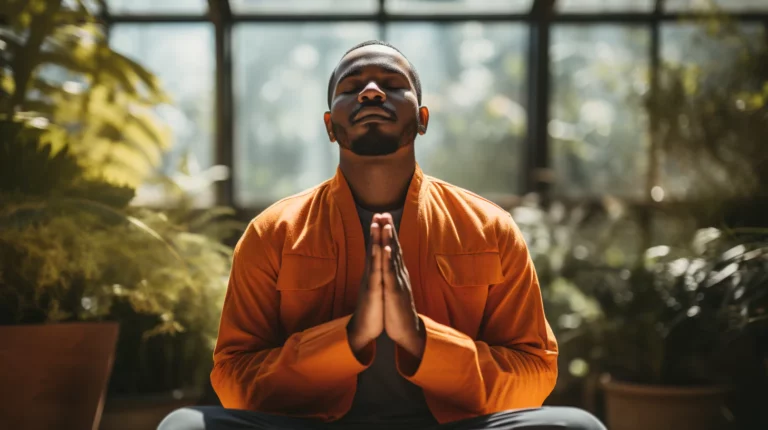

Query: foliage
[0,0,239,395]
[0,0,171,188]
[649,13,768,201]
[512,194,632,395]
[0,120,236,338]
[515,194,767,391]
[590,228,768,386]
[0,117,240,394]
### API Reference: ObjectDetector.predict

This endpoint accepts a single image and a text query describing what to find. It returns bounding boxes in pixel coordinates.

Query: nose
[358,81,386,103]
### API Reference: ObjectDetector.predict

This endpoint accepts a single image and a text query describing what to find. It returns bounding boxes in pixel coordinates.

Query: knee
[157,407,206,430]
[554,407,606,430]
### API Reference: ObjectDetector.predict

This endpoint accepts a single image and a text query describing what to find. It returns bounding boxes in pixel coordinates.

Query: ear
[323,111,335,142]
[417,106,430,135]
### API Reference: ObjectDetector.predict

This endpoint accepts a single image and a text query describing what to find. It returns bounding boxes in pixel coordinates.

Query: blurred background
[1,1,767,429]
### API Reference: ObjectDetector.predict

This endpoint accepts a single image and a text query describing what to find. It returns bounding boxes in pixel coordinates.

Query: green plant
[0,120,227,330]
[513,192,767,420]
[0,0,171,188]
[0,0,240,395]
[0,118,240,394]
[585,227,768,387]
[511,195,629,400]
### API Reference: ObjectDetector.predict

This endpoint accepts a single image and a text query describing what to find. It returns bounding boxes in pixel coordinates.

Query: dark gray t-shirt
[336,205,437,428]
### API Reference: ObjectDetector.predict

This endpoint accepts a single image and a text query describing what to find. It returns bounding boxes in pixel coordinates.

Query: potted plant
[512,194,768,430]
[589,8,768,429]
[593,228,768,430]
[0,118,236,430]
[0,2,239,428]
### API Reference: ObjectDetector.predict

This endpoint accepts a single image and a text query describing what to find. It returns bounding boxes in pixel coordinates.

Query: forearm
[395,315,557,414]
[212,315,372,418]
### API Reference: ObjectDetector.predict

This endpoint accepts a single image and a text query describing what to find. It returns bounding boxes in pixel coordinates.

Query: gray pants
[158,406,605,430]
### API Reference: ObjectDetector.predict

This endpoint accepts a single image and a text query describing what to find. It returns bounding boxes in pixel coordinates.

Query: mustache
[349,101,397,124]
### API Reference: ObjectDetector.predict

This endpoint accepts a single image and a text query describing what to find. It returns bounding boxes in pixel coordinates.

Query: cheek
[330,99,355,124]
[330,112,347,128]
[393,93,420,116]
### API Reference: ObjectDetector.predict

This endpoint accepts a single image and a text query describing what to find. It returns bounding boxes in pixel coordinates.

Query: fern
[0,0,171,188]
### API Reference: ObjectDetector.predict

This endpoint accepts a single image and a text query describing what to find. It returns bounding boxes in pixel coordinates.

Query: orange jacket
[211,165,558,423]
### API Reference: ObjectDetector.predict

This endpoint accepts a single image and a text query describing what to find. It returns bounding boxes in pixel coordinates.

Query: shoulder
[423,176,520,253]
[252,181,330,231]
[424,175,514,226]
[237,179,334,256]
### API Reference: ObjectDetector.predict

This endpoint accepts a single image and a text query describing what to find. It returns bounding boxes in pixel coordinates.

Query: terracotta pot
[0,322,120,430]
[602,378,732,430]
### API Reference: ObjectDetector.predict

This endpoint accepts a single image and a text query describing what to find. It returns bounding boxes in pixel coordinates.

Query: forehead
[334,45,412,82]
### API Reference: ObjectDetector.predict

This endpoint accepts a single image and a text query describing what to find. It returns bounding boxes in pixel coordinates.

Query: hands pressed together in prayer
[347,213,426,361]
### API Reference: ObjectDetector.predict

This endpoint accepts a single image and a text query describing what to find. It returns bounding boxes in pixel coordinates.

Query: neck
[339,145,415,213]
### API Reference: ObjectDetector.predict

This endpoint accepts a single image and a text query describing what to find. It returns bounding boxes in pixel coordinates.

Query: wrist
[396,319,426,358]
[346,316,372,353]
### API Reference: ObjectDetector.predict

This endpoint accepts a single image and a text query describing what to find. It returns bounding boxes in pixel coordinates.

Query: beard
[332,117,418,157]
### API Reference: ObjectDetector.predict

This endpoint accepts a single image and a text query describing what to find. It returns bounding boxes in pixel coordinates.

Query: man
[160,41,604,430]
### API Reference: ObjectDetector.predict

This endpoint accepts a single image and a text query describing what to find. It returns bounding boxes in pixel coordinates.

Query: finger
[380,213,393,228]
[383,245,396,287]
[369,248,383,293]
[363,223,375,272]
[382,224,393,248]
[371,223,382,274]
[371,221,381,245]
[372,213,384,226]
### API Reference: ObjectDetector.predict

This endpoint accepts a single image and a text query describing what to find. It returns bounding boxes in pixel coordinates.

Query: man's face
[326,45,423,157]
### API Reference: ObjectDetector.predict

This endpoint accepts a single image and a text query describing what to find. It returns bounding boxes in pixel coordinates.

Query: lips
[352,106,395,124]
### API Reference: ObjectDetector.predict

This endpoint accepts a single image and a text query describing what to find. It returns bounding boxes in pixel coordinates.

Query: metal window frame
[99,0,768,211]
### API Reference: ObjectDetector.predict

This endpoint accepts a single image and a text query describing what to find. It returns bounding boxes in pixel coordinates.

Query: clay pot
[0,322,119,430]
[602,378,732,430]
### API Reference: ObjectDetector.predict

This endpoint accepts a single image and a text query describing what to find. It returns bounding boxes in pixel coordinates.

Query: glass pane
[111,24,216,205]
[386,0,532,14]
[387,23,528,202]
[233,23,378,206]
[557,0,654,13]
[665,0,768,12]
[231,0,378,14]
[658,23,766,200]
[107,0,207,14]
[550,26,650,198]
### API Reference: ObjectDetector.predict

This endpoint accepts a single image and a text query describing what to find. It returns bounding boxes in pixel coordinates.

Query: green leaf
[112,51,170,102]
[37,50,94,75]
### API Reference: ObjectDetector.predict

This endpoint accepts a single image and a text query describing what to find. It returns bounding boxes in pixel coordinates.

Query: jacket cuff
[395,315,480,392]
[294,314,374,379]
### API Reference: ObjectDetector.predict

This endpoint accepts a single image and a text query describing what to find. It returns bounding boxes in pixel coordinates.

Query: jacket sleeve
[210,221,373,420]
[396,214,558,423]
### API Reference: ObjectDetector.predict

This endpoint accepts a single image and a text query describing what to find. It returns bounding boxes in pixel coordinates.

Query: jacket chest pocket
[433,252,504,337]
[276,255,337,335]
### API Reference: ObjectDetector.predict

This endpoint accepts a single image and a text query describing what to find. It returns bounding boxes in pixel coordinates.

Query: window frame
[99,0,768,212]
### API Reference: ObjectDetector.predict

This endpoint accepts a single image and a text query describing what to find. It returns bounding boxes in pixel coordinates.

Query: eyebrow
[335,62,410,88]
